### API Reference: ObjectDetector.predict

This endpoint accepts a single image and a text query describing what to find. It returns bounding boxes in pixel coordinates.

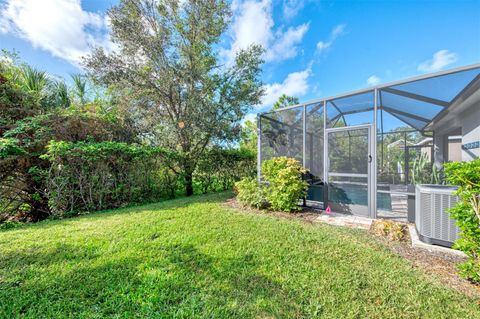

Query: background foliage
[41,141,178,215]
[0,50,256,223]
[85,0,264,196]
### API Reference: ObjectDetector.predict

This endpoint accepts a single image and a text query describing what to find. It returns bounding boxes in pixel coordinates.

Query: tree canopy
[272,94,299,111]
[85,0,264,195]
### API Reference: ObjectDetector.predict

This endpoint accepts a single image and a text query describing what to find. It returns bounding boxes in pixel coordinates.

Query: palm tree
[17,65,50,106]
[51,81,71,108]
[71,74,89,105]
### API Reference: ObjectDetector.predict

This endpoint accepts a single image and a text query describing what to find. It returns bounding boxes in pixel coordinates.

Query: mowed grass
[0,193,479,318]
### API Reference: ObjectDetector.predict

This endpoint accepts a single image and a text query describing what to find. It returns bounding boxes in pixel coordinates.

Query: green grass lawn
[1,192,479,318]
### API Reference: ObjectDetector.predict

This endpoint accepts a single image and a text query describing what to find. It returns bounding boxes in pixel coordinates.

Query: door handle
[368,155,372,163]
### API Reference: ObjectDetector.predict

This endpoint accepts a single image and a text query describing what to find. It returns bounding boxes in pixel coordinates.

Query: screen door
[325,125,373,217]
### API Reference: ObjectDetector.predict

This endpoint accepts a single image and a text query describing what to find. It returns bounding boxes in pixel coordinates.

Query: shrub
[261,157,308,212]
[236,157,307,212]
[194,148,256,194]
[234,177,266,209]
[371,220,408,241]
[41,141,180,216]
[235,157,308,212]
[444,160,480,283]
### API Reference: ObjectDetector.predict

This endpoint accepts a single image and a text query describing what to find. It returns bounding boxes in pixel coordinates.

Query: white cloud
[282,0,305,19]
[0,0,114,66]
[331,24,346,38]
[316,24,346,54]
[223,0,309,63]
[228,0,273,56]
[367,75,381,86]
[267,23,309,61]
[417,50,458,73]
[261,68,311,106]
[316,41,330,51]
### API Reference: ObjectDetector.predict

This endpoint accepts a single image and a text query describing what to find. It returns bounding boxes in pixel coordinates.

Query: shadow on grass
[0,242,102,267]
[0,241,302,317]
[0,191,235,234]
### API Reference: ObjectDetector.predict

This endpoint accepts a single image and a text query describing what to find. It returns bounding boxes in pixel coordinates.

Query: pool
[307,184,394,211]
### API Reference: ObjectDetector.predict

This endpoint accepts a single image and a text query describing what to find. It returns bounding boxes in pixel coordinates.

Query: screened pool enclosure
[257,64,480,220]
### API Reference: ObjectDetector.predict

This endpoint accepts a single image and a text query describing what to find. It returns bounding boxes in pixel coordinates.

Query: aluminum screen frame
[257,64,480,216]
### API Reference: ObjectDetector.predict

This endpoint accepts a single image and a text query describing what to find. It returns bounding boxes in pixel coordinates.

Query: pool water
[307,184,393,211]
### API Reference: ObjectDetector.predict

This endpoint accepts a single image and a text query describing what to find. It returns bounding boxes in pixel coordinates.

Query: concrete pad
[314,212,373,230]
[408,224,466,257]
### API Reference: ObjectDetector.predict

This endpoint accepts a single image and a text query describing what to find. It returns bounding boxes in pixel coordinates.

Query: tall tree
[272,94,299,111]
[239,119,257,153]
[85,0,264,196]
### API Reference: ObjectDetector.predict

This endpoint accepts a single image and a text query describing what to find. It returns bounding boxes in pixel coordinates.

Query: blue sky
[1,0,479,120]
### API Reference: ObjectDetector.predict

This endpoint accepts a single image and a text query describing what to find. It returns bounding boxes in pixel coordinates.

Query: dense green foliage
[85,0,264,196]
[0,55,135,221]
[40,142,255,216]
[239,120,257,154]
[261,157,308,211]
[0,193,478,318]
[194,148,256,194]
[411,152,442,185]
[444,159,480,282]
[236,157,307,212]
[1,52,256,223]
[41,141,179,215]
[235,177,266,209]
[271,94,299,110]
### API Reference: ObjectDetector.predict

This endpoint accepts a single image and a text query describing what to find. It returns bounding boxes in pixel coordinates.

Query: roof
[261,64,480,132]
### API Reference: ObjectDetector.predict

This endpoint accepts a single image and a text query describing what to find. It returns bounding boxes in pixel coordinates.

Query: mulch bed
[373,236,480,298]
[225,198,480,298]
[225,198,321,223]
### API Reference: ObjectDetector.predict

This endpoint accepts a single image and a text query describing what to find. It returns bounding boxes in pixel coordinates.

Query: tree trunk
[184,163,194,196]
[185,171,193,196]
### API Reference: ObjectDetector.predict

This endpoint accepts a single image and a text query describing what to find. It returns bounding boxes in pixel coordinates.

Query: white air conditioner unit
[415,185,460,247]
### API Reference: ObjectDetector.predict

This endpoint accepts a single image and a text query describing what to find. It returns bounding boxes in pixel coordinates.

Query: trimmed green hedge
[41,141,179,215]
[194,148,256,194]
[39,141,256,217]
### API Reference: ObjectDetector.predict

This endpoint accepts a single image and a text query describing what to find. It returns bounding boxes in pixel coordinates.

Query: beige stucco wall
[461,102,480,161]
[448,139,462,162]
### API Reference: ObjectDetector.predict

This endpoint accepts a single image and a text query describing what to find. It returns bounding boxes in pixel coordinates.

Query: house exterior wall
[433,93,480,165]
[460,102,480,161]
[448,139,462,162]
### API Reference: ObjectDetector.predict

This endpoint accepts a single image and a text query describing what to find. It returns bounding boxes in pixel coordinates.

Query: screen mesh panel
[391,67,480,103]
[380,91,444,122]
[260,106,304,163]
[328,128,369,175]
[326,91,374,128]
[305,103,324,180]
[305,103,325,202]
